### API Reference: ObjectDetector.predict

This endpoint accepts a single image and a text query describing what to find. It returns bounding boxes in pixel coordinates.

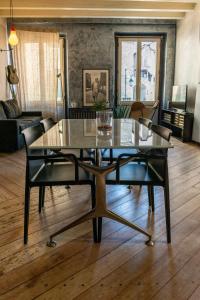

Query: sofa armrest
[0,119,20,152]
[0,119,19,132]
[21,111,42,117]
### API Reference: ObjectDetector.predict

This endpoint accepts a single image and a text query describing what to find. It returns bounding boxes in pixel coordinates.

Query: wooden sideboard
[160,108,194,142]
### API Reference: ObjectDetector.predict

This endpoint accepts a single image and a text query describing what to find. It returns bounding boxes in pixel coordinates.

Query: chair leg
[164,184,171,243]
[39,187,43,213]
[164,159,171,243]
[148,186,155,212]
[41,187,45,208]
[91,184,97,243]
[24,185,31,244]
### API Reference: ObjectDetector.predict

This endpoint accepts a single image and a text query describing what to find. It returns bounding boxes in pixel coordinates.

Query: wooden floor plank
[0,138,200,300]
[189,285,200,300]
[21,193,200,300]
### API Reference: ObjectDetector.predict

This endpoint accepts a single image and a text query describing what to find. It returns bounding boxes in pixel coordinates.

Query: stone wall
[14,18,176,107]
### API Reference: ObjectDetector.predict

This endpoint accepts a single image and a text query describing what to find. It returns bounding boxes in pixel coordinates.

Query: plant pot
[96,110,113,132]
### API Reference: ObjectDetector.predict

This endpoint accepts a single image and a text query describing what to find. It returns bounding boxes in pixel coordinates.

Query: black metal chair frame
[105,150,171,243]
[138,117,152,129]
[22,125,97,244]
[102,118,152,164]
[40,118,95,164]
[104,123,172,243]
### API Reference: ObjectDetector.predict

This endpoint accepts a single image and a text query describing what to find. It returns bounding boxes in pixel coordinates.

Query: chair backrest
[138,117,152,128]
[130,102,145,120]
[151,124,172,142]
[22,124,45,180]
[22,124,43,150]
[40,118,56,133]
[147,124,172,183]
[149,100,159,121]
[152,100,159,110]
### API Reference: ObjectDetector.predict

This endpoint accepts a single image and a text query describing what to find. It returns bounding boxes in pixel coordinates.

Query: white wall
[174,4,200,112]
[0,18,8,100]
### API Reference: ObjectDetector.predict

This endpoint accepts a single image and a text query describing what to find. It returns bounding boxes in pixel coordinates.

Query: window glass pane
[140,41,157,101]
[120,119,133,144]
[121,41,137,102]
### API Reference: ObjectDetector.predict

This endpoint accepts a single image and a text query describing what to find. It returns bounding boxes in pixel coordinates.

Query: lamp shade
[8,25,18,47]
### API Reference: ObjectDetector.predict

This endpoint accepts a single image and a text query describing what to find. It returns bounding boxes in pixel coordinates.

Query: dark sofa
[0,99,42,152]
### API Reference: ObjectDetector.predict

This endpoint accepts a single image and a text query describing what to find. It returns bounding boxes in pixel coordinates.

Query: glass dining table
[30,118,173,246]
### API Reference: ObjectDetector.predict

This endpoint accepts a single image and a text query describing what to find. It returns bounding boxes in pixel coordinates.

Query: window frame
[116,35,161,106]
[57,36,65,103]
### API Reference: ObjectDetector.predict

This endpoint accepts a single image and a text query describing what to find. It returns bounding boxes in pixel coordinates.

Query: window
[117,36,161,104]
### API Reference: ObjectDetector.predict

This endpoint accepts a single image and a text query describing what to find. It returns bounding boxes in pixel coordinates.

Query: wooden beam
[0,10,185,19]
[0,9,185,19]
[0,0,196,12]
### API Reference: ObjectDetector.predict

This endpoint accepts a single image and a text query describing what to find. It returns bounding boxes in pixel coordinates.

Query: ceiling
[0,0,199,20]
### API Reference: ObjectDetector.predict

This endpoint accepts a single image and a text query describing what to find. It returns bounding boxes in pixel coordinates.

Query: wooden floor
[0,138,200,300]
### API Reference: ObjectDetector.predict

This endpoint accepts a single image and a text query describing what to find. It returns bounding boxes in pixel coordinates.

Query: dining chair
[106,124,172,243]
[130,102,145,120]
[40,117,56,132]
[146,100,159,121]
[151,124,172,142]
[102,118,152,163]
[22,124,97,244]
[40,118,94,163]
[138,117,152,128]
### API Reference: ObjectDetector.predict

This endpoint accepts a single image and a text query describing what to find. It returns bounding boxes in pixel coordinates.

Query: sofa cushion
[0,102,7,120]
[2,99,22,119]
[12,99,22,117]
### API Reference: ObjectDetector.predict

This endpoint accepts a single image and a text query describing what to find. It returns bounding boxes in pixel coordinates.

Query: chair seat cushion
[60,149,92,159]
[47,149,94,162]
[102,148,138,160]
[32,163,92,185]
[106,162,163,185]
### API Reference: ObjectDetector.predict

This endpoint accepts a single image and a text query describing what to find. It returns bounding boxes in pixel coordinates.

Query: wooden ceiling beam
[0,9,185,19]
[0,0,196,12]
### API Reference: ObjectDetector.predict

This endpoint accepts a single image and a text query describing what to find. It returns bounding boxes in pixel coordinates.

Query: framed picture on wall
[83,119,97,136]
[83,69,109,106]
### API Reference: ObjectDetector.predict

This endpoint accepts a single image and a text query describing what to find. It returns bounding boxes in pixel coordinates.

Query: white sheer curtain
[14,30,59,119]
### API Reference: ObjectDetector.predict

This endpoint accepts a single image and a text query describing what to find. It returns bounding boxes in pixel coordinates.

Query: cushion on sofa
[0,102,7,120]
[2,99,22,119]
[13,99,22,117]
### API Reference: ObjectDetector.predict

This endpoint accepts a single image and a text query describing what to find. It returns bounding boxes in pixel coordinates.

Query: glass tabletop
[30,119,173,150]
